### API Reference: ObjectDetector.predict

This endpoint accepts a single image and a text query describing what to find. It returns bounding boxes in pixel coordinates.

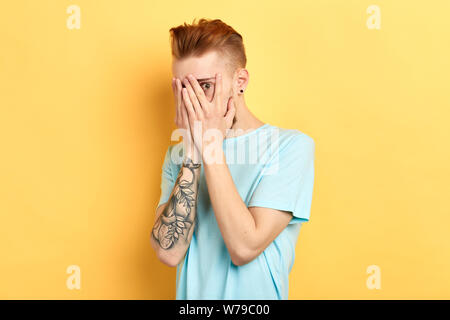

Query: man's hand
[172,77,200,164]
[180,73,236,158]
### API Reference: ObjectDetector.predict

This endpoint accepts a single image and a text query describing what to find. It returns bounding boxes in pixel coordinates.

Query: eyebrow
[181,76,215,88]
[195,77,216,82]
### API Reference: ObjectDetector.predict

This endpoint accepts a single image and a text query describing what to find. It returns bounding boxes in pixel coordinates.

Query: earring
[240,89,244,93]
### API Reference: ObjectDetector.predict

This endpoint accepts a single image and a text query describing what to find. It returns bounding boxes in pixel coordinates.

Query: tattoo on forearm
[152,158,201,250]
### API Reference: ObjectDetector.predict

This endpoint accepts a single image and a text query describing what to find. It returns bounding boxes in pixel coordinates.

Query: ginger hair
[169,18,247,76]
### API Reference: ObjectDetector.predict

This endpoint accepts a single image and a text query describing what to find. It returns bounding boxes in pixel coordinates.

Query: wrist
[202,142,225,165]
[183,149,202,166]
[182,135,202,165]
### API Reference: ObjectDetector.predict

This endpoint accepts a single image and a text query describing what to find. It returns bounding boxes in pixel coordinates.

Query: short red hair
[169,18,247,76]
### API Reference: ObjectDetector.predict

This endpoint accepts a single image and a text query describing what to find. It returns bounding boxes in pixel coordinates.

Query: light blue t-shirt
[156,123,315,300]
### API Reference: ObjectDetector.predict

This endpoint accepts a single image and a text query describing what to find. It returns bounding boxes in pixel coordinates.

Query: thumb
[224,96,236,128]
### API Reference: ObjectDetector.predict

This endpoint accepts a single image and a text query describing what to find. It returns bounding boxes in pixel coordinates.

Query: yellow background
[1,0,449,299]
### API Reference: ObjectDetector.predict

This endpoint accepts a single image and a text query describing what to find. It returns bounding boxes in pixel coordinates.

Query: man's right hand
[172,77,200,164]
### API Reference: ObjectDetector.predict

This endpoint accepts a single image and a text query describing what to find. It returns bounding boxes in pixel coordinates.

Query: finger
[230,84,240,115]
[172,78,177,123]
[186,74,209,111]
[175,78,182,124]
[182,94,196,145]
[172,78,178,122]
[182,87,196,124]
[213,72,223,106]
[181,97,190,130]
[180,91,190,131]
[183,78,203,118]
[224,96,236,129]
[182,105,197,160]
[171,77,176,99]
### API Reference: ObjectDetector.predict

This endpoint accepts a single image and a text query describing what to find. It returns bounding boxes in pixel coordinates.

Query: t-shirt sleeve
[248,133,315,224]
[157,145,177,209]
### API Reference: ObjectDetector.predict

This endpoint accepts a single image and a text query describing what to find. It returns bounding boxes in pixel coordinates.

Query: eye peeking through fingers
[200,82,213,91]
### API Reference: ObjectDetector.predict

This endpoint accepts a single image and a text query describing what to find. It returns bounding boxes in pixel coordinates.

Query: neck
[225,97,265,138]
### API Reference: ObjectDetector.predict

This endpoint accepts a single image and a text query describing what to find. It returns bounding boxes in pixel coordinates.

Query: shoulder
[267,125,315,155]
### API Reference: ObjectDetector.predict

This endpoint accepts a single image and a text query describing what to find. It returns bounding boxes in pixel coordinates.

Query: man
[150,18,315,300]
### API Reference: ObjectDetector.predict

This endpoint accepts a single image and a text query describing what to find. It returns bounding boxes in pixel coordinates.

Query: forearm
[151,157,201,266]
[202,148,257,264]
